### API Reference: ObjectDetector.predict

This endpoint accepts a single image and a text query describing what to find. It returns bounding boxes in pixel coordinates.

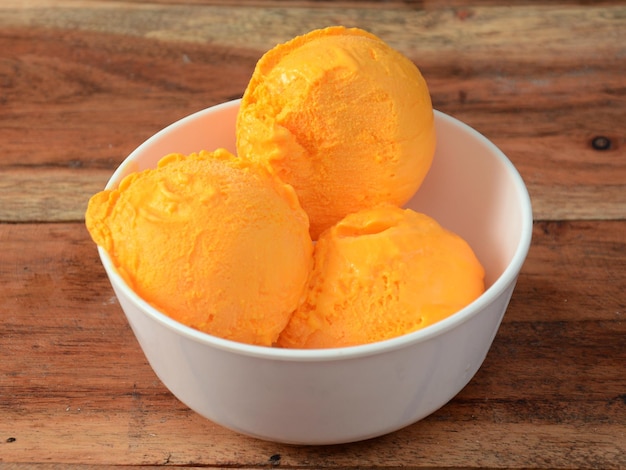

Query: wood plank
[1,20,624,222]
[0,27,255,168]
[1,221,624,468]
[1,2,624,469]
[2,165,623,223]
[0,168,109,223]
[0,2,624,61]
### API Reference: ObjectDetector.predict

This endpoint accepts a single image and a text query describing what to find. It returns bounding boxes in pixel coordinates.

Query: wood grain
[1,221,625,468]
[1,1,625,468]
[0,2,624,222]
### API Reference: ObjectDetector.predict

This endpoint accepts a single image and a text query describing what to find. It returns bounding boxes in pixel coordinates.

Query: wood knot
[591,135,612,151]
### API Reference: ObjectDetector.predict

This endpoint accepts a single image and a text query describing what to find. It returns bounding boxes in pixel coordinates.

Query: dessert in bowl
[95,99,532,444]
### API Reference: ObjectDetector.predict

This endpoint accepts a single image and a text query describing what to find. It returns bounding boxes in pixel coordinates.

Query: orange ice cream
[86,149,313,346]
[236,26,436,239]
[277,205,485,349]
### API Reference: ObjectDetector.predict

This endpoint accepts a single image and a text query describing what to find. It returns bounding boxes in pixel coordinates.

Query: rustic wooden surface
[1,1,625,469]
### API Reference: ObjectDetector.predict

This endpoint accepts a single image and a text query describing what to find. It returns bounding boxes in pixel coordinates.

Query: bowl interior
[107,101,239,186]
[408,112,531,289]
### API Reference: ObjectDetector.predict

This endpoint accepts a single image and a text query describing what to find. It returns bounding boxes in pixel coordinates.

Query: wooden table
[1,1,625,468]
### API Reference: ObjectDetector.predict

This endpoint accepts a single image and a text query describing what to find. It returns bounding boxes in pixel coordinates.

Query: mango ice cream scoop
[277,204,485,349]
[236,26,436,239]
[85,149,313,347]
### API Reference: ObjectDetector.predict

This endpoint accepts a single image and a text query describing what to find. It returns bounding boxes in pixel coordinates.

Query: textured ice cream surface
[236,26,436,240]
[86,149,313,346]
[277,204,485,349]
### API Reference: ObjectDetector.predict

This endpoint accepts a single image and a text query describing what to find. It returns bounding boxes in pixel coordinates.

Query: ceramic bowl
[97,99,532,445]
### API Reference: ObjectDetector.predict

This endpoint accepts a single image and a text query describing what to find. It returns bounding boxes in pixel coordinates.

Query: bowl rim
[98,100,533,362]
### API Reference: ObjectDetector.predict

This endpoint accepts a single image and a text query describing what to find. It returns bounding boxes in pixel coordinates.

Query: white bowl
[98,100,532,445]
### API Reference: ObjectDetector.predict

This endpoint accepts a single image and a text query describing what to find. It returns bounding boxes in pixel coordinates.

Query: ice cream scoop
[277,204,485,349]
[86,149,313,346]
[236,26,436,239]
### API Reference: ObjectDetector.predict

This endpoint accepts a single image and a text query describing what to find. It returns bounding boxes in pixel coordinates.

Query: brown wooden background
[1,1,625,468]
